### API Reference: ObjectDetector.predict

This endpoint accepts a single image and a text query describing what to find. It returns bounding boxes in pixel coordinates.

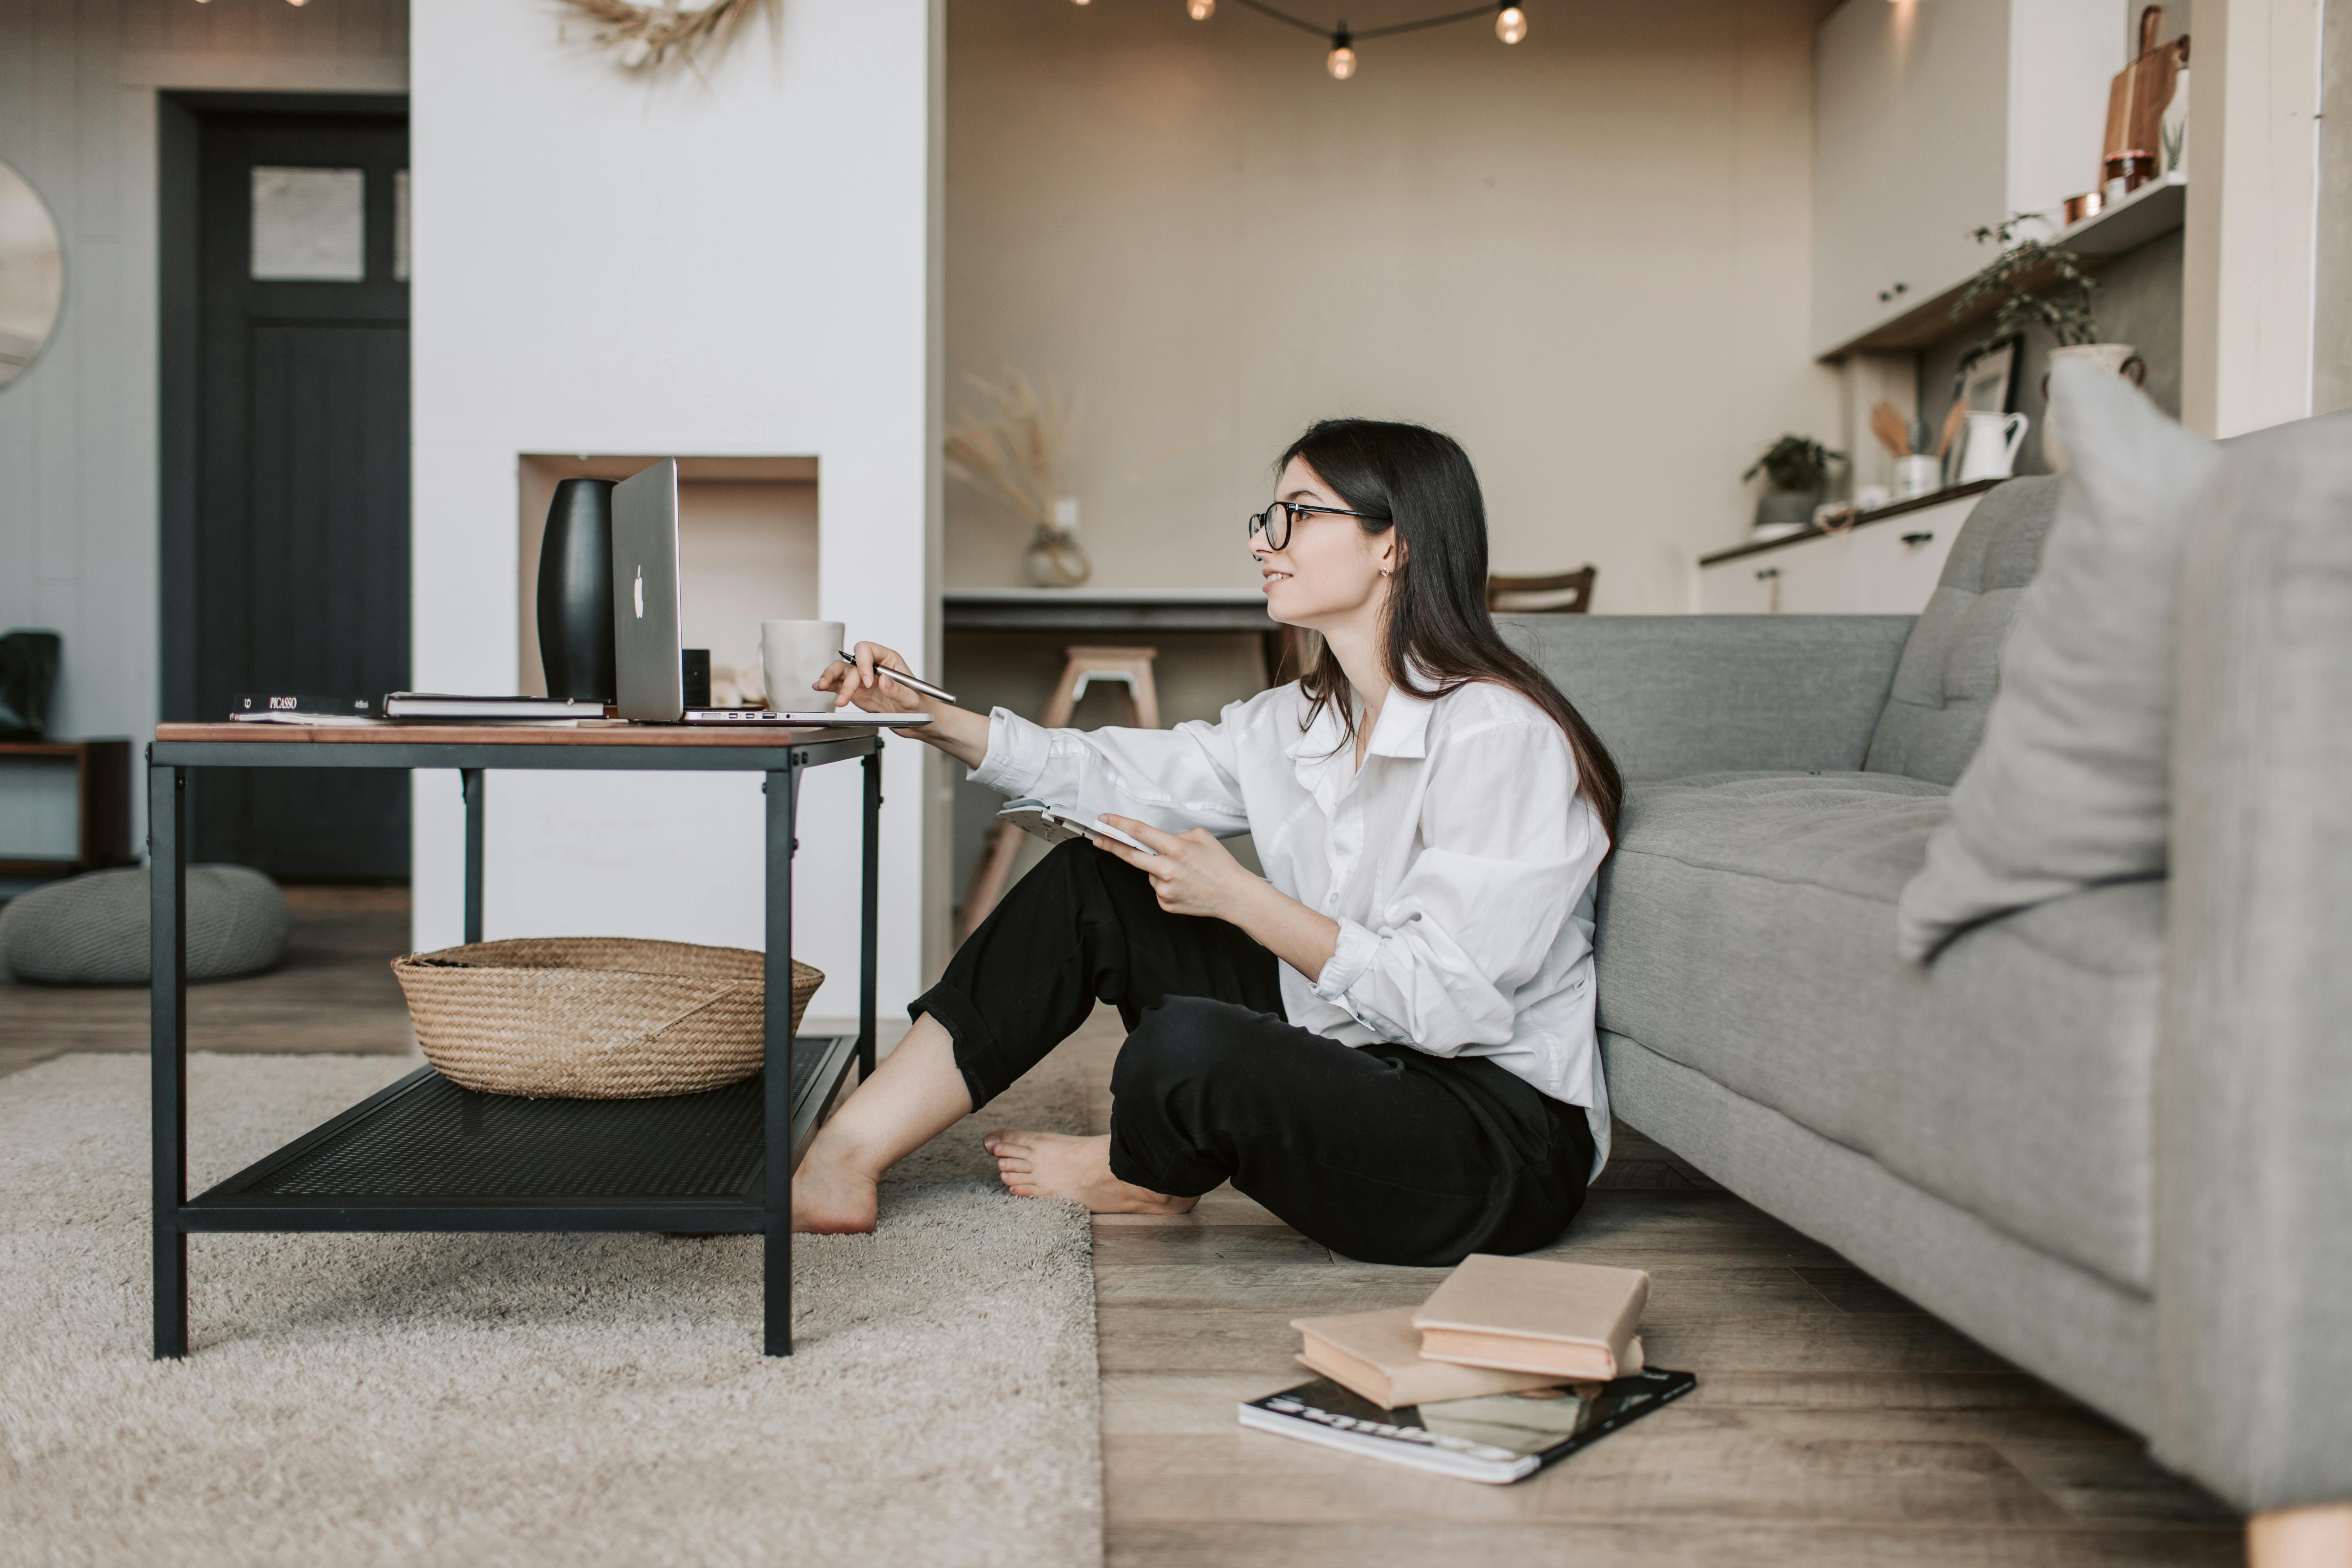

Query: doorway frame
[155,91,410,727]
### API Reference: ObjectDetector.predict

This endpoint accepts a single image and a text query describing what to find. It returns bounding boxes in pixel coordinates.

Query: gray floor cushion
[0,865,289,985]
[1596,772,2162,1291]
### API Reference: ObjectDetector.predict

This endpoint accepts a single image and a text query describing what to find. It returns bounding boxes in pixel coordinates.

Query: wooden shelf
[1820,176,2187,361]
[1698,480,1999,568]
[0,739,130,877]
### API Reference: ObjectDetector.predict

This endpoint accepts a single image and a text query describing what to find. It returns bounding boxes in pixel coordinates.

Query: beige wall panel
[945,0,1839,614]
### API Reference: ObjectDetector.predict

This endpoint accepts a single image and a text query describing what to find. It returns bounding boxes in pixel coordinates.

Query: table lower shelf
[181,1034,861,1232]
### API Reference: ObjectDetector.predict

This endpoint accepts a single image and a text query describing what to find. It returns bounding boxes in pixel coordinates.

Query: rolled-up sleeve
[968,704,1252,838]
[1313,720,1605,1054]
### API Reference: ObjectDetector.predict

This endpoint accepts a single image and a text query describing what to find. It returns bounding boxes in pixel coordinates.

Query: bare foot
[791,1150,880,1234]
[982,1130,1198,1215]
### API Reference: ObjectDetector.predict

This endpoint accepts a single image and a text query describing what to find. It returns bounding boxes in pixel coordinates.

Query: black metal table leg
[149,757,188,1359]
[859,750,880,1081]
[461,768,485,945]
[763,761,801,1356]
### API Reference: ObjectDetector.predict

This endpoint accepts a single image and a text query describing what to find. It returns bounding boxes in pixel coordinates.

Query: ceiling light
[1495,5,1526,44]
[1188,0,1215,16]
[1327,27,1356,78]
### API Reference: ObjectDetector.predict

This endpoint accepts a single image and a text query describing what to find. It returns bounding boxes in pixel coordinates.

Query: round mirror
[0,159,64,390]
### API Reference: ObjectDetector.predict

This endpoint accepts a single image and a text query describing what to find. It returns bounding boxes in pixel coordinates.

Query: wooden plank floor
[0,885,416,1079]
[1058,1011,2242,1568]
[1,913,2244,1564]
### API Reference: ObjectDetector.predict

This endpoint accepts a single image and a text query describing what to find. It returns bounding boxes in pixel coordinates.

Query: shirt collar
[1362,681,1434,761]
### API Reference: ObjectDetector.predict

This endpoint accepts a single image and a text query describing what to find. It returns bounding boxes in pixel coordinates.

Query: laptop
[607,459,928,729]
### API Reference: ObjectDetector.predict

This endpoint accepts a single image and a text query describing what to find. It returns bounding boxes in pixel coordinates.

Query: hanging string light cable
[1164,0,1531,76]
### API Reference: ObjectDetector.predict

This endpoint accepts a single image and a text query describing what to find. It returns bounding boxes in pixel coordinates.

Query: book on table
[381,693,607,721]
[1411,1254,1650,1383]
[1238,1370,1694,1485]
[232,693,386,725]
[230,693,608,724]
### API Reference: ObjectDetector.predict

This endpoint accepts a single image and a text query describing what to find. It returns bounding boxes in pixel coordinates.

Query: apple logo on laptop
[633,566,644,619]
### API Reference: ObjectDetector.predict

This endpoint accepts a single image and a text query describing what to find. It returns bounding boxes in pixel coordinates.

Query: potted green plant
[1952,216,2140,470]
[1953,215,2102,353]
[1744,435,1843,533]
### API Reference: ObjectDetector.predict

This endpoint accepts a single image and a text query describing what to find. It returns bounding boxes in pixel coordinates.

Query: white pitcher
[1957,411,2029,483]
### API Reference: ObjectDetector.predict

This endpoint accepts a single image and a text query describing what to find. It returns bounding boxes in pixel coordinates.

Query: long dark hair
[1277,418,1623,841]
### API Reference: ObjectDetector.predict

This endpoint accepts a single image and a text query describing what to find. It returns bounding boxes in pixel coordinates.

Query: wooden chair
[1487,566,1597,614]
[958,646,1160,940]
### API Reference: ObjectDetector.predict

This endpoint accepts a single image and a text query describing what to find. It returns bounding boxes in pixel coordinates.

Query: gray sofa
[1504,474,2349,1518]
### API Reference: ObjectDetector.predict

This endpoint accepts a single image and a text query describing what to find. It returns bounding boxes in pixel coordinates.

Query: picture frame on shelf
[1957,336,2021,415]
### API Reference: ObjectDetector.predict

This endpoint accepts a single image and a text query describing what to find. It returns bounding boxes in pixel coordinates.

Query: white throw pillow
[1896,358,2221,960]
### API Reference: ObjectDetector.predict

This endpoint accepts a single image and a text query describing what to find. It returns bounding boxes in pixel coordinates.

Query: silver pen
[837,649,957,705]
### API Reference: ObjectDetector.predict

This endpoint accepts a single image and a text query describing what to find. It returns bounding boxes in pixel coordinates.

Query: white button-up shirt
[970,676,1612,1174]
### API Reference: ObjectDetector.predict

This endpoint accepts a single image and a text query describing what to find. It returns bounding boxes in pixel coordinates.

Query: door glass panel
[250,166,364,281]
[393,168,411,282]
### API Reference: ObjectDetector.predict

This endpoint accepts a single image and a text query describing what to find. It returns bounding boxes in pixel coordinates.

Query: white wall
[0,0,405,847]
[944,0,1839,612]
[2182,0,2327,436]
[409,0,938,1020]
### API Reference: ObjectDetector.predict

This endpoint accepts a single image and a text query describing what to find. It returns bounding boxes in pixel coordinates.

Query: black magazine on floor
[1238,1366,1695,1484]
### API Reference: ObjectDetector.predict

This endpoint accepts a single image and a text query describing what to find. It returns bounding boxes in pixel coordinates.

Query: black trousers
[910,839,1593,1268]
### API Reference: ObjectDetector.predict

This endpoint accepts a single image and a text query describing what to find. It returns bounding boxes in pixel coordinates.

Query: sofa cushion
[1596,773,2162,1291]
[1862,476,2060,787]
[1896,364,2221,959]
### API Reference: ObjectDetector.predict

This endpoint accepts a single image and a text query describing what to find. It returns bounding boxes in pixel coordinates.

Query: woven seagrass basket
[391,937,822,1099]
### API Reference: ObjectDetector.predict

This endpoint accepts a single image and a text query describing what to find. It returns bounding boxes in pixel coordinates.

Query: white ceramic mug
[760,619,845,712]
[1892,453,1941,500]
[1956,411,2030,483]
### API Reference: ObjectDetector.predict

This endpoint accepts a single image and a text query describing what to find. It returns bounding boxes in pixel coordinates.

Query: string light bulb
[1495,5,1526,43]
[1326,27,1357,78]
[1188,0,1215,17]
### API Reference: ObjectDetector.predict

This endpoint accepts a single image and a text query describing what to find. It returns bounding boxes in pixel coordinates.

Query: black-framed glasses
[1246,500,1390,551]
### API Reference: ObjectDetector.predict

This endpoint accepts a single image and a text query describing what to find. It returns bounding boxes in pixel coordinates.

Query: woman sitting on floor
[793,418,1622,1267]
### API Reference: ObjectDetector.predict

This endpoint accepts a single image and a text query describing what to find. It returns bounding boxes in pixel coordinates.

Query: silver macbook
[611,459,686,722]
[607,458,931,730]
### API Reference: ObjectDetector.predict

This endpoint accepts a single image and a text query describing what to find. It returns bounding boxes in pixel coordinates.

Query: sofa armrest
[2156,418,2352,1511]
[1498,614,1914,781]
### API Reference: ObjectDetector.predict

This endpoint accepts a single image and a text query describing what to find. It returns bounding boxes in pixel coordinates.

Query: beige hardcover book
[1291,1306,1568,1411]
[1410,1254,1650,1382]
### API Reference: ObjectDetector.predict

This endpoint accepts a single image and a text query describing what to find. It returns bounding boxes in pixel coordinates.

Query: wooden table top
[154,721,885,747]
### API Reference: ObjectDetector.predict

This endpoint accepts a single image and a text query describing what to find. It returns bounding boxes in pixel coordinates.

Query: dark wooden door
[192,113,410,879]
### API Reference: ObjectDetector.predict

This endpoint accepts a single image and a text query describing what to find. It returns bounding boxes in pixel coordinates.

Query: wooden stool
[958,646,1160,939]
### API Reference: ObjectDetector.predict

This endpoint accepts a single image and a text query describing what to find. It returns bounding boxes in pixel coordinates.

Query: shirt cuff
[1311,917,1381,1005]
[968,706,1051,797]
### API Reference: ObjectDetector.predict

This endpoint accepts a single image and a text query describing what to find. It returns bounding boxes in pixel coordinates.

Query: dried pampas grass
[556,0,775,74]
[945,368,1087,587]
[945,368,1077,535]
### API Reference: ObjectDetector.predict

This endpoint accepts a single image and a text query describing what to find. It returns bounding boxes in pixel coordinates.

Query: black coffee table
[147,720,885,1358]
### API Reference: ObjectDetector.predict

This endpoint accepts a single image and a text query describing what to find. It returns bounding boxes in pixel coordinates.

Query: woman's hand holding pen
[812,642,992,768]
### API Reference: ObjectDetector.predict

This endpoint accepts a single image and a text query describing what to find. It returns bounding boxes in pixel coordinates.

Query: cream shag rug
[0,1052,1102,1568]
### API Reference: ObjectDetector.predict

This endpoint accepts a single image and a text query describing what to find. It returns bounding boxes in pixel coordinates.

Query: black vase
[537,478,618,701]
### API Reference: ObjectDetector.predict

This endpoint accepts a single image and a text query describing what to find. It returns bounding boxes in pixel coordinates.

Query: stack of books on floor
[231,693,609,726]
[1239,1254,1694,1484]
